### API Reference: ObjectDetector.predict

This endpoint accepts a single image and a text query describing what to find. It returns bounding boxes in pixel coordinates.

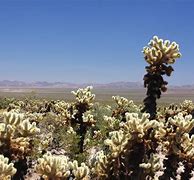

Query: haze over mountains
[0,80,143,89]
[0,80,193,89]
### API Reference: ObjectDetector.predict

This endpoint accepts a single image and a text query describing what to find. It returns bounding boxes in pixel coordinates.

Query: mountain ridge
[0,80,143,89]
[0,80,193,89]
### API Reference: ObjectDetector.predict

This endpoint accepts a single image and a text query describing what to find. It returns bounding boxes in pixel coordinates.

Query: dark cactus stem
[160,154,178,180]
[106,142,145,180]
[72,103,88,153]
[0,139,28,180]
[76,118,87,153]
[141,72,165,119]
[142,64,173,119]
[129,142,145,179]
[190,110,194,135]
[12,158,28,180]
[181,162,194,180]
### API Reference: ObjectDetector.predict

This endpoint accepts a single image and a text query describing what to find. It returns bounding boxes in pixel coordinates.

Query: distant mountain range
[0,80,193,89]
[0,80,143,89]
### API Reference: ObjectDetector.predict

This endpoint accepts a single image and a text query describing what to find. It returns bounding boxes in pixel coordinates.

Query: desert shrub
[0,98,15,110]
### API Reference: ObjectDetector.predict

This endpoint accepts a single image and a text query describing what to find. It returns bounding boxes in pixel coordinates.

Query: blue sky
[0,0,193,85]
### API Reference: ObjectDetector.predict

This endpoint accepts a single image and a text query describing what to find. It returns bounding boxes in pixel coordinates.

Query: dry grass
[0,87,194,106]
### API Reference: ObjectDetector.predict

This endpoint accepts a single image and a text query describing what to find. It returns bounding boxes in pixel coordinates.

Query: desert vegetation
[1,36,194,180]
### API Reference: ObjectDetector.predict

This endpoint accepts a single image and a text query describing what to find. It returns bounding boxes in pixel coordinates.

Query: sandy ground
[25,173,40,180]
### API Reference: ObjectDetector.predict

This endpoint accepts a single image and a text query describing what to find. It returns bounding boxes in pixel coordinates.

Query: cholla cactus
[35,153,71,179]
[0,112,40,140]
[0,113,22,144]
[142,36,181,119]
[168,113,194,134]
[67,127,77,135]
[25,112,44,123]
[18,119,40,137]
[181,100,194,110]
[175,162,185,180]
[69,160,90,180]
[104,130,128,158]
[159,104,183,120]
[103,116,120,130]
[143,35,181,65]
[46,87,96,154]
[72,86,95,107]
[91,150,109,178]
[71,86,96,153]
[152,121,167,139]
[159,113,194,179]
[112,96,137,110]
[112,96,139,121]
[123,113,159,139]
[82,113,96,127]
[92,113,161,179]
[1,112,23,138]
[92,132,126,178]
[36,153,90,180]
[3,112,23,125]
[181,100,194,116]
[0,154,16,180]
[164,114,194,157]
[52,101,72,123]
[140,145,167,179]
[190,169,194,180]
[181,134,194,160]
[0,112,40,179]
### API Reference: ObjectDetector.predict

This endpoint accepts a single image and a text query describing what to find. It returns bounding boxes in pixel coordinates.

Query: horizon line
[0,79,193,87]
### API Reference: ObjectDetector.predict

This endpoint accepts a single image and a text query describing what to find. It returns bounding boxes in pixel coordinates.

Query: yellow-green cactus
[18,119,40,137]
[181,134,194,159]
[0,154,17,180]
[153,121,167,140]
[53,101,72,120]
[0,112,23,139]
[70,86,96,153]
[72,86,95,106]
[112,96,140,115]
[67,127,76,135]
[25,112,44,123]
[168,113,194,133]
[36,153,90,180]
[0,111,42,179]
[10,137,30,156]
[35,153,71,180]
[104,130,128,158]
[140,145,167,179]
[3,112,23,126]
[181,100,194,114]
[92,150,109,177]
[103,116,120,129]
[143,35,181,65]
[140,151,166,179]
[82,113,96,126]
[0,123,14,140]
[1,112,40,139]
[112,96,135,108]
[181,100,194,109]
[69,160,90,180]
[123,113,159,139]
